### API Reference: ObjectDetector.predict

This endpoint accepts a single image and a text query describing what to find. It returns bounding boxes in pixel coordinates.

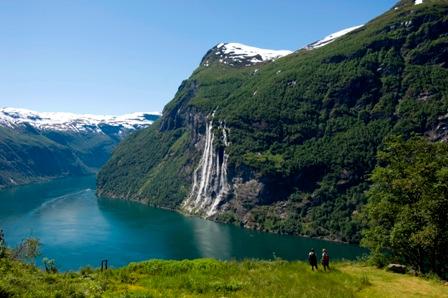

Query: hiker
[0,229,4,246]
[308,248,318,271]
[0,229,5,257]
[322,248,330,271]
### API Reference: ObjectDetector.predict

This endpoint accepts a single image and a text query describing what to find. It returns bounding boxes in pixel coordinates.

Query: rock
[408,269,421,276]
[386,264,407,274]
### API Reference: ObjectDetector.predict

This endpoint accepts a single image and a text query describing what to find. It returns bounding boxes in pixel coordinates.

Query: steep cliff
[97,0,448,242]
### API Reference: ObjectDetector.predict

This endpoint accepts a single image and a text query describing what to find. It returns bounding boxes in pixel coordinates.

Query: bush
[43,257,58,274]
[13,238,40,263]
[80,266,94,276]
[362,137,448,279]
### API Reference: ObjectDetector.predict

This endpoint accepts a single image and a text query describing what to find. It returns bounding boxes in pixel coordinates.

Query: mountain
[305,25,364,50]
[97,0,448,243]
[201,43,292,67]
[0,108,159,133]
[0,108,160,188]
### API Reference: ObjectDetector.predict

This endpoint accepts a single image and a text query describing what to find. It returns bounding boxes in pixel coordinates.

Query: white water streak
[207,125,229,216]
[182,116,230,217]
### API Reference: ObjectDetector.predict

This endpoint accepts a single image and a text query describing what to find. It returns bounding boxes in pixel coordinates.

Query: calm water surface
[0,176,366,270]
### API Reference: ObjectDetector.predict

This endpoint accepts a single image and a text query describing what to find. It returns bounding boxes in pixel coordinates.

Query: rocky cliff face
[97,0,448,243]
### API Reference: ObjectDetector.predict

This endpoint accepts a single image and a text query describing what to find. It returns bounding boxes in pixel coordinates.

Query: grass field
[0,258,447,297]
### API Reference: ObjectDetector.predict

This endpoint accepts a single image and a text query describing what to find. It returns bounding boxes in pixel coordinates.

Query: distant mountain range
[97,0,448,243]
[0,107,159,133]
[0,107,160,188]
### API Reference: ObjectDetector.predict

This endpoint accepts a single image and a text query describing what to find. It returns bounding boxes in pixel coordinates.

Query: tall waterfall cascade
[181,116,230,217]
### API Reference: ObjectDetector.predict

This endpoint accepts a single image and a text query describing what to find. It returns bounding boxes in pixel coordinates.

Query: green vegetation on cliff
[1,257,447,297]
[362,136,448,278]
[0,126,88,188]
[98,0,448,243]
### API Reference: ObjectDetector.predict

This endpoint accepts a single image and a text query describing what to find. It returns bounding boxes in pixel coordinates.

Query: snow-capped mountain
[0,107,160,133]
[202,42,292,67]
[201,25,365,68]
[305,25,364,50]
[0,107,160,189]
[305,0,422,45]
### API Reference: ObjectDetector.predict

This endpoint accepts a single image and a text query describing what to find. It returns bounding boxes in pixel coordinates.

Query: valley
[0,108,160,189]
[1,0,448,294]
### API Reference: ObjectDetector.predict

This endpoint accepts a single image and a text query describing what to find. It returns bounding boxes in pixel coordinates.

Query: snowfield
[306,25,364,50]
[0,107,160,132]
[216,42,292,64]
[206,42,292,66]
[209,24,366,68]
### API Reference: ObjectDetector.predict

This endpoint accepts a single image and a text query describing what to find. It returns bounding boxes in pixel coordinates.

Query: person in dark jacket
[0,229,5,257]
[321,248,330,271]
[308,248,318,271]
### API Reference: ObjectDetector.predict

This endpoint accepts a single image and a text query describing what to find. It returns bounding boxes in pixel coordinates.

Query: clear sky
[0,0,397,115]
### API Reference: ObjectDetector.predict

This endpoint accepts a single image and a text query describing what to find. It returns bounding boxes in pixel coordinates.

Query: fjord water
[0,176,365,270]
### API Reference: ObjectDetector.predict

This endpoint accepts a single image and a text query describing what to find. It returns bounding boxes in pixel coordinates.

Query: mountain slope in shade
[0,107,160,189]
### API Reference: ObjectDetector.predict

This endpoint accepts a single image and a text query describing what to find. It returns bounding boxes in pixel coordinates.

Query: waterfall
[207,124,229,216]
[182,116,230,217]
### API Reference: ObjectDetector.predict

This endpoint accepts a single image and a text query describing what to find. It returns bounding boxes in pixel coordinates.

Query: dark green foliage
[98,0,448,242]
[362,136,448,279]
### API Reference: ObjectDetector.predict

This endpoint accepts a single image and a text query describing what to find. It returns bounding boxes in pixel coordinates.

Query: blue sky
[0,0,397,115]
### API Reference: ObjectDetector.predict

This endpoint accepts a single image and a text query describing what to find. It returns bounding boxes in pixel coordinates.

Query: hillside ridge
[98,0,448,243]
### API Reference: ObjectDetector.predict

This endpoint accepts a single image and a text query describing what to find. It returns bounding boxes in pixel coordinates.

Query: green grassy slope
[0,127,88,188]
[1,258,447,297]
[97,0,448,243]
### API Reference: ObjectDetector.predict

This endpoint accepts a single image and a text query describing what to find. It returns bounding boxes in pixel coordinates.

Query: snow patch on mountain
[0,107,160,133]
[203,42,292,67]
[306,25,364,50]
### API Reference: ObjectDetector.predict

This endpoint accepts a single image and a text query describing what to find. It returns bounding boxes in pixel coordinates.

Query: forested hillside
[98,0,448,243]
[0,109,159,189]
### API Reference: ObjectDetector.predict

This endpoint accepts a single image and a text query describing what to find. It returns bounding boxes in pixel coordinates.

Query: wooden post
[101,259,108,271]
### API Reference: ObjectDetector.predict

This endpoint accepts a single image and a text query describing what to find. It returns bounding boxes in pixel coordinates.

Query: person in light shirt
[322,248,330,271]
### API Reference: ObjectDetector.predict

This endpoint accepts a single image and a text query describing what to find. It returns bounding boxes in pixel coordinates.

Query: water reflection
[0,176,366,271]
[32,190,110,245]
[190,217,232,259]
